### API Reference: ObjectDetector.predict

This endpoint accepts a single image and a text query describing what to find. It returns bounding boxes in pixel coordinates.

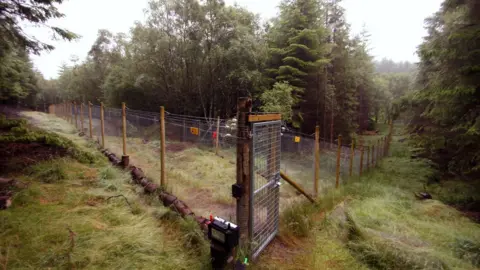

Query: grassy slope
[1,112,209,269]
[256,125,480,270]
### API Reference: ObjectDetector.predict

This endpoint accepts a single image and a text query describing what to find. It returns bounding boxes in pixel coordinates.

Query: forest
[0,0,478,177]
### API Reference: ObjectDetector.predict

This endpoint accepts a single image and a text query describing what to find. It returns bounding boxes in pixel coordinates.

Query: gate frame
[235,97,282,260]
[249,118,282,259]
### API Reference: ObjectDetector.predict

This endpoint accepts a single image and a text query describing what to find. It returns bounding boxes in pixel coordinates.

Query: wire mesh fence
[51,102,391,219]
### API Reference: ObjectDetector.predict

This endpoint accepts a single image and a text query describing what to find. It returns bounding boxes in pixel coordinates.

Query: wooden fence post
[215,116,220,155]
[100,102,105,148]
[236,97,252,249]
[80,103,84,132]
[88,102,93,138]
[359,146,364,176]
[335,135,342,189]
[160,106,166,187]
[121,102,129,167]
[349,139,354,177]
[314,125,320,197]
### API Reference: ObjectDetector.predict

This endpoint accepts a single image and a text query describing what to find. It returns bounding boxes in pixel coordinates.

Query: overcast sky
[28,0,442,79]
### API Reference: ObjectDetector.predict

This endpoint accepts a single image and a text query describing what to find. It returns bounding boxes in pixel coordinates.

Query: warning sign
[294,136,301,143]
[190,127,199,136]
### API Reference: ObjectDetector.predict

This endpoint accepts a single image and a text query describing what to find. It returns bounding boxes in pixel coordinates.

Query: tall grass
[257,127,480,269]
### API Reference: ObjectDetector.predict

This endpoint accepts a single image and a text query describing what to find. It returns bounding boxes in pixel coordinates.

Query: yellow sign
[294,136,301,143]
[190,127,199,136]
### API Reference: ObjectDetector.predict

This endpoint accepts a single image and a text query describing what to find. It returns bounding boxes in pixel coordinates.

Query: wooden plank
[247,114,281,122]
[237,98,252,249]
[280,171,315,203]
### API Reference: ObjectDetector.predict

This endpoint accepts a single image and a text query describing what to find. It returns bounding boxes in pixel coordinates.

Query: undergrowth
[0,112,210,269]
[0,114,98,164]
[257,127,480,270]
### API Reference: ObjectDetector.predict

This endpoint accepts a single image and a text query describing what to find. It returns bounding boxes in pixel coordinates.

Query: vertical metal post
[335,135,342,188]
[74,101,78,129]
[160,106,166,187]
[314,125,320,197]
[236,97,252,248]
[80,103,84,132]
[349,139,354,177]
[88,102,93,138]
[215,116,220,155]
[100,102,105,148]
[359,146,364,176]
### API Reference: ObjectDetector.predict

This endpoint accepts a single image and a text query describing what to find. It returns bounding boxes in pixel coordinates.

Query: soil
[0,142,66,174]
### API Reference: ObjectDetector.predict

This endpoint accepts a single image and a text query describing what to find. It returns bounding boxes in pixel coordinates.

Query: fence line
[49,101,393,207]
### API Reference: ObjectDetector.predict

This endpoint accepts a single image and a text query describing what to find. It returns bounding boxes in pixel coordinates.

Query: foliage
[258,127,480,269]
[0,0,77,55]
[410,0,480,176]
[0,0,76,104]
[0,114,97,163]
[260,82,294,122]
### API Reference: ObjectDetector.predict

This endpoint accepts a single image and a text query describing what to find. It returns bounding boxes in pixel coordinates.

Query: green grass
[256,126,480,270]
[0,112,210,269]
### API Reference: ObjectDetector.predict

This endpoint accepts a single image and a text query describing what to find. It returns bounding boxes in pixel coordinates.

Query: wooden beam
[248,114,281,122]
[280,171,315,203]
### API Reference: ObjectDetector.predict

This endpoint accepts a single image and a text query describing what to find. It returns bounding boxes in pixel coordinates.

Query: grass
[0,112,210,269]
[255,126,480,270]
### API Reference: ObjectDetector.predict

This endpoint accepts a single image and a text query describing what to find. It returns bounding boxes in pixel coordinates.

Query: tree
[260,82,294,122]
[265,0,329,127]
[411,0,480,176]
[0,0,77,55]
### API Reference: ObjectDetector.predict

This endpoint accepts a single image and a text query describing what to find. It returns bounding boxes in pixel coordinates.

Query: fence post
[335,135,342,189]
[349,139,354,177]
[160,106,166,187]
[121,102,129,167]
[359,146,364,176]
[80,103,84,133]
[88,102,93,138]
[74,101,78,130]
[314,125,320,197]
[100,102,105,148]
[215,116,220,155]
[236,97,252,249]
[366,145,370,171]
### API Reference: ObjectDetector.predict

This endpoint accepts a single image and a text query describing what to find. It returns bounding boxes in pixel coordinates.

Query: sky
[28,0,443,79]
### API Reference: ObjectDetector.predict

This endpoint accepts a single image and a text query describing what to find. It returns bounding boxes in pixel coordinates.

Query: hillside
[0,110,210,269]
[255,123,480,269]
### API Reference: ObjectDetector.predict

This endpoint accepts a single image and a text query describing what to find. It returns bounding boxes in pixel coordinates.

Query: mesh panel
[251,120,281,259]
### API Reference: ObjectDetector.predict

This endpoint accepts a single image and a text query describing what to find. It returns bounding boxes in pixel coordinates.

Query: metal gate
[250,120,281,259]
